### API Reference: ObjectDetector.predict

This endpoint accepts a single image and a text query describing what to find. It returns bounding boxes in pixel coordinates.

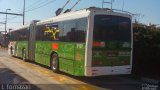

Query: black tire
[22,49,26,61]
[51,54,59,72]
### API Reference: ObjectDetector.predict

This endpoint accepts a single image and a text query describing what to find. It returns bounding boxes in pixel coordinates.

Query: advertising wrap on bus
[8,8,132,76]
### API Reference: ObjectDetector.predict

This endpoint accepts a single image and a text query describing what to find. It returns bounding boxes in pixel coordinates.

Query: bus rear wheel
[51,54,59,72]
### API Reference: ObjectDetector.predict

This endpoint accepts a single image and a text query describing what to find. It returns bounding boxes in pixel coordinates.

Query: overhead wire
[25,0,44,9]
[7,0,56,23]
[7,21,29,24]
[1,0,58,30]
[7,0,49,20]
[25,0,56,12]
[25,0,49,11]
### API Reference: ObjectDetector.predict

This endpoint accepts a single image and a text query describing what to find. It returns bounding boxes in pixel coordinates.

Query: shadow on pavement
[0,68,41,90]
[62,73,142,90]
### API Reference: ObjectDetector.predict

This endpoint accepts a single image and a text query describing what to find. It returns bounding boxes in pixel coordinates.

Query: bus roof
[11,24,29,32]
[37,7,132,25]
[37,8,90,25]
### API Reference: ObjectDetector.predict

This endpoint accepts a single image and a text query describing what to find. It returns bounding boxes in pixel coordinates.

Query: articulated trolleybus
[9,7,132,76]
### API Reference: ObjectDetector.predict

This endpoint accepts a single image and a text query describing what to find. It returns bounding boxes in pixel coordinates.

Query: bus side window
[36,25,45,41]
[62,20,76,42]
[75,18,87,43]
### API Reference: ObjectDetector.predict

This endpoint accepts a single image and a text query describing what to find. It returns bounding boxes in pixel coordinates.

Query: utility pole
[23,0,25,25]
[4,9,11,47]
[0,2,24,47]
[0,22,5,24]
[122,0,124,11]
[5,9,11,34]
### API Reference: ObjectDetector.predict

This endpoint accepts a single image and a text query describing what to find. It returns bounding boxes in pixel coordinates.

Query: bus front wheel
[51,54,59,72]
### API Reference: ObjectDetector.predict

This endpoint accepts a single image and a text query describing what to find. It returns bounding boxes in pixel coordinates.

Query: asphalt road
[0,48,142,90]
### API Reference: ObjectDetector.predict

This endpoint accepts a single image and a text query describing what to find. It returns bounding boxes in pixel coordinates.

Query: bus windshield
[93,15,131,48]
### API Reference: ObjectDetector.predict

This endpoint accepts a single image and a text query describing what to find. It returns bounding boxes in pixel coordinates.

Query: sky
[0,0,160,31]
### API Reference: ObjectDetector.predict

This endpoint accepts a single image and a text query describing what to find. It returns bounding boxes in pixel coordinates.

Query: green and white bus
[8,7,132,76]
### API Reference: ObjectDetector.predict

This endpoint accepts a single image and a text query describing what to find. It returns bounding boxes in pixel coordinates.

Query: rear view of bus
[86,8,132,76]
